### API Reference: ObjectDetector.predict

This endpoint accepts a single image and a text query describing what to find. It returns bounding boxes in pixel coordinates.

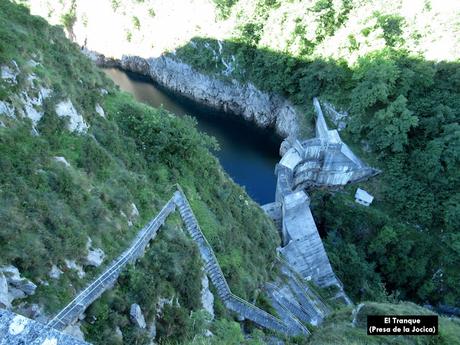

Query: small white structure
[355,188,374,206]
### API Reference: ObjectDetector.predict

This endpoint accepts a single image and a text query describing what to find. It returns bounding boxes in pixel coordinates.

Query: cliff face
[91,52,301,140]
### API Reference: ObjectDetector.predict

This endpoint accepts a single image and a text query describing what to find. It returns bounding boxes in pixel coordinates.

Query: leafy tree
[367,95,418,152]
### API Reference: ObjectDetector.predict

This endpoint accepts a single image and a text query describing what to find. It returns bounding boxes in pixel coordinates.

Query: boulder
[156,297,174,317]
[200,274,214,319]
[0,273,11,309]
[21,87,52,126]
[54,156,71,167]
[0,266,37,296]
[55,99,88,133]
[131,203,140,218]
[65,260,86,278]
[1,60,19,84]
[130,303,146,329]
[85,248,105,267]
[49,265,63,279]
[85,238,105,267]
[0,101,15,118]
[95,103,105,117]
[16,303,43,320]
[63,323,85,341]
[148,320,156,339]
[115,326,123,341]
[8,287,25,301]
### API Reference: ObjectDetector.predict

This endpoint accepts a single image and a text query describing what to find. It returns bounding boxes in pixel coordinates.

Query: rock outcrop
[0,266,37,308]
[49,265,63,280]
[90,51,300,140]
[55,99,88,133]
[85,238,105,267]
[54,156,71,167]
[0,309,89,345]
[130,303,146,329]
[200,274,214,319]
[63,323,85,341]
[64,260,85,278]
[0,273,10,308]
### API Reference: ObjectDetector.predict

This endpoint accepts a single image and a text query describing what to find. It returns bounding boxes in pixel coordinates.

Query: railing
[47,199,176,330]
[48,187,309,337]
[173,188,309,336]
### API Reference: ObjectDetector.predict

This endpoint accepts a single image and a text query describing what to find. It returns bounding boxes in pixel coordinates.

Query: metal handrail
[49,186,309,336]
[174,187,308,336]
[48,198,175,329]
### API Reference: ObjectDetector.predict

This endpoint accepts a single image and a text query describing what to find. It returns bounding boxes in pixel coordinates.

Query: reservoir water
[103,68,281,204]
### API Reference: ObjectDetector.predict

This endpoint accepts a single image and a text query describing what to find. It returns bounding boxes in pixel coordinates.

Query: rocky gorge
[88,51,302,145]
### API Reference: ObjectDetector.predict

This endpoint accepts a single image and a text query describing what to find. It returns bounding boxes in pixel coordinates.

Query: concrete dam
[263,97,379,301]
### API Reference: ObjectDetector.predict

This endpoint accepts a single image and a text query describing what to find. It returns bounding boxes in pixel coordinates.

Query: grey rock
[0,100,15,118]
[115,326,123,340]
[131,203,140,218]
[63,323,85,341]
[54,156,71,167]
[95,103,105,117]
[65,260,86,278]
[0,265,37,296]
[279,138,293,156]
[200,274,214,319]
[0,309,89,344]
[130,304,146,329]
[95,53,300,139]
[148,319,156,339]
[49,265,63,279]
[85,247,105,267]
[1,61,19,84]
[55,99,88,133]
[0,273,11,309]
[8,287,26,301]
[21,87,52,126]
[16,303,43,320]
[85,238,105,267]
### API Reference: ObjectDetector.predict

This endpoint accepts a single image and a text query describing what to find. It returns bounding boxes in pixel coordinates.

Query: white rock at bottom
[130,303,146,329]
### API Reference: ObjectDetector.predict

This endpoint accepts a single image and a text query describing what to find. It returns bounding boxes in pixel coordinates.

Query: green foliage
[132,16,140,30]
[374,12,405,47]
[60,0,76,32]
[111,0,121,12]
[0,3,280,343]
[213,0,238,18]
[312,0,337,42]
[367,95,418,152]
[238,22,264,46]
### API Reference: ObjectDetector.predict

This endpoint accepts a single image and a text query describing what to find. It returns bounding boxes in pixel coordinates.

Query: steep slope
[0,2,280,343]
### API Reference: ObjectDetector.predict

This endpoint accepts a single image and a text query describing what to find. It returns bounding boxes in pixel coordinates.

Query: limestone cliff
[89,51,301,140]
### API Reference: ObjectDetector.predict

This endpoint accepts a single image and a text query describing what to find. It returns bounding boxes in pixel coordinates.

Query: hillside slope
[0,2,280,343]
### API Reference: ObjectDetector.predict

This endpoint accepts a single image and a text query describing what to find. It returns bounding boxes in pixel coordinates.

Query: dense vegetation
[172,0,460,308]
[0,2,279,343]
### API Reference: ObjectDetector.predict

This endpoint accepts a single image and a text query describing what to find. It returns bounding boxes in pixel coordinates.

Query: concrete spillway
[266,98,379,299]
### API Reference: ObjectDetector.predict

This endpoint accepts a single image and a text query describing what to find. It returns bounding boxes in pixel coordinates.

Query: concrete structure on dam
[264,98,379,293]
